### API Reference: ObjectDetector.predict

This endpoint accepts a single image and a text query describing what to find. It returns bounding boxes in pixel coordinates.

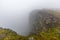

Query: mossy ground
[0,28,28,40]
[28,26,60,40]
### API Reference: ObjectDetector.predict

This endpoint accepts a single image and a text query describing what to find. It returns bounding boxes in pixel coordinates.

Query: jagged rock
[28,9,60,40]
[30,9,60,35]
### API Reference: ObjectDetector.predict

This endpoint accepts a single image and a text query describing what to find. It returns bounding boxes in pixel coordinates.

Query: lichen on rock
[28,9,60,40]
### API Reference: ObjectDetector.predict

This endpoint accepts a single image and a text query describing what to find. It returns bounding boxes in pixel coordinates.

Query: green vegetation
[28,26,60,40]
[0,28,28,40]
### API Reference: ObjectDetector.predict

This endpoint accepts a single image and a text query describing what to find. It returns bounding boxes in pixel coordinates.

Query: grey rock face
[29,9,60,34]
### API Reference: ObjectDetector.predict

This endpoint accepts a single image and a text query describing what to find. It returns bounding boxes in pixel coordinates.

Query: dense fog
[0,0,60,36]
